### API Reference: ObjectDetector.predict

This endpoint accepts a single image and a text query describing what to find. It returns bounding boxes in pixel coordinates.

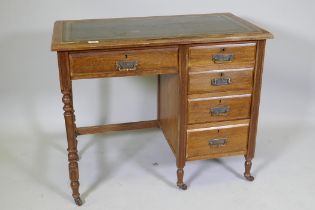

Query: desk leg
[176,45,188,190]
[244,156,254,181]
[244,40,266,182]
[62,89,82,206]
[176,167,187,190]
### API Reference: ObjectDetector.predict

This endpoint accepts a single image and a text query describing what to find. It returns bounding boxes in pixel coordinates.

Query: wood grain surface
[186,121,249,160]
[69,47,178,79]
[76,120,158,135]
[189,43,256,71]
[188,93,252,124]
[188,68,254,93]
[159,74,180,154]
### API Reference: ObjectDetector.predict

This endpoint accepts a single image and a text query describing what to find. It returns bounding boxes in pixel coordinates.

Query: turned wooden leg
[70,92,80,161]
[62,90,82,206]
[176,168,187,190]
[244,156,254,181]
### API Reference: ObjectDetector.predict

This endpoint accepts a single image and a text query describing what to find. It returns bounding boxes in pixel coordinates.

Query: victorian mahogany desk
[51,13,273,205]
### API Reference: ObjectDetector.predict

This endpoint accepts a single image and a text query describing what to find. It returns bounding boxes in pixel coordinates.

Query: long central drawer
[69,47,178,79]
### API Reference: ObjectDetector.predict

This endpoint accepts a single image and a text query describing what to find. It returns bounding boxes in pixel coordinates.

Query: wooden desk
[51,13,273,205]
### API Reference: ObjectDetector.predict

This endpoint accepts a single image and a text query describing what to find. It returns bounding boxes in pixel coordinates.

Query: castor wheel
[74,197,83,206]
[177,183,188,190]
[244,173,255,182]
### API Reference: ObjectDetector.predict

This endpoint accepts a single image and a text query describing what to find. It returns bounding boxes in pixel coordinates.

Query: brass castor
[244,173,255,182]
[74,197,83,206]
[177,183,188,190]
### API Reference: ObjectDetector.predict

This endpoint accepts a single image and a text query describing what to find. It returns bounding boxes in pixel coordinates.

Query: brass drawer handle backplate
[211,77,231,86]
[208,138,228,147]
[116,60,138,71]
[212,54,234,63]
[210,105,230,116]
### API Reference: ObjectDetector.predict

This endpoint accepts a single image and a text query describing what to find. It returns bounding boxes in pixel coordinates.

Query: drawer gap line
[188,94,252,101]
[188,68,254,74]
[187,123,249,132]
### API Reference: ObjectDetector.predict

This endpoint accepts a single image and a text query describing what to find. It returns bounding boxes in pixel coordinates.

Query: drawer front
[186,123,249,160]
[188,94,251,124]
[189,43,256,71]
[188,68,253,93]
[69,47,178,79]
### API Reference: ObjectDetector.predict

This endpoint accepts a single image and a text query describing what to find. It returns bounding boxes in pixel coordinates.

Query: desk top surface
[51,13,272,51]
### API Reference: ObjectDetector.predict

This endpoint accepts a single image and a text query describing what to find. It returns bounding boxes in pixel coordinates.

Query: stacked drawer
[186,42,256,160]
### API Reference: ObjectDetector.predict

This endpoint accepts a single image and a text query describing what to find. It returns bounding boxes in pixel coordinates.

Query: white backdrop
[1,1,315,209]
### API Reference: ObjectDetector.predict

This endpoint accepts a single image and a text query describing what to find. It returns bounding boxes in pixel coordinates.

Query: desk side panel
[159,74,180,155]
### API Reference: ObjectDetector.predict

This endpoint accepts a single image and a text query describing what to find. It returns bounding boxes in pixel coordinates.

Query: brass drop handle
[210,105,230,116]
[116,60,138,71]
[212,53,234,63]
[208,138,228,147]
